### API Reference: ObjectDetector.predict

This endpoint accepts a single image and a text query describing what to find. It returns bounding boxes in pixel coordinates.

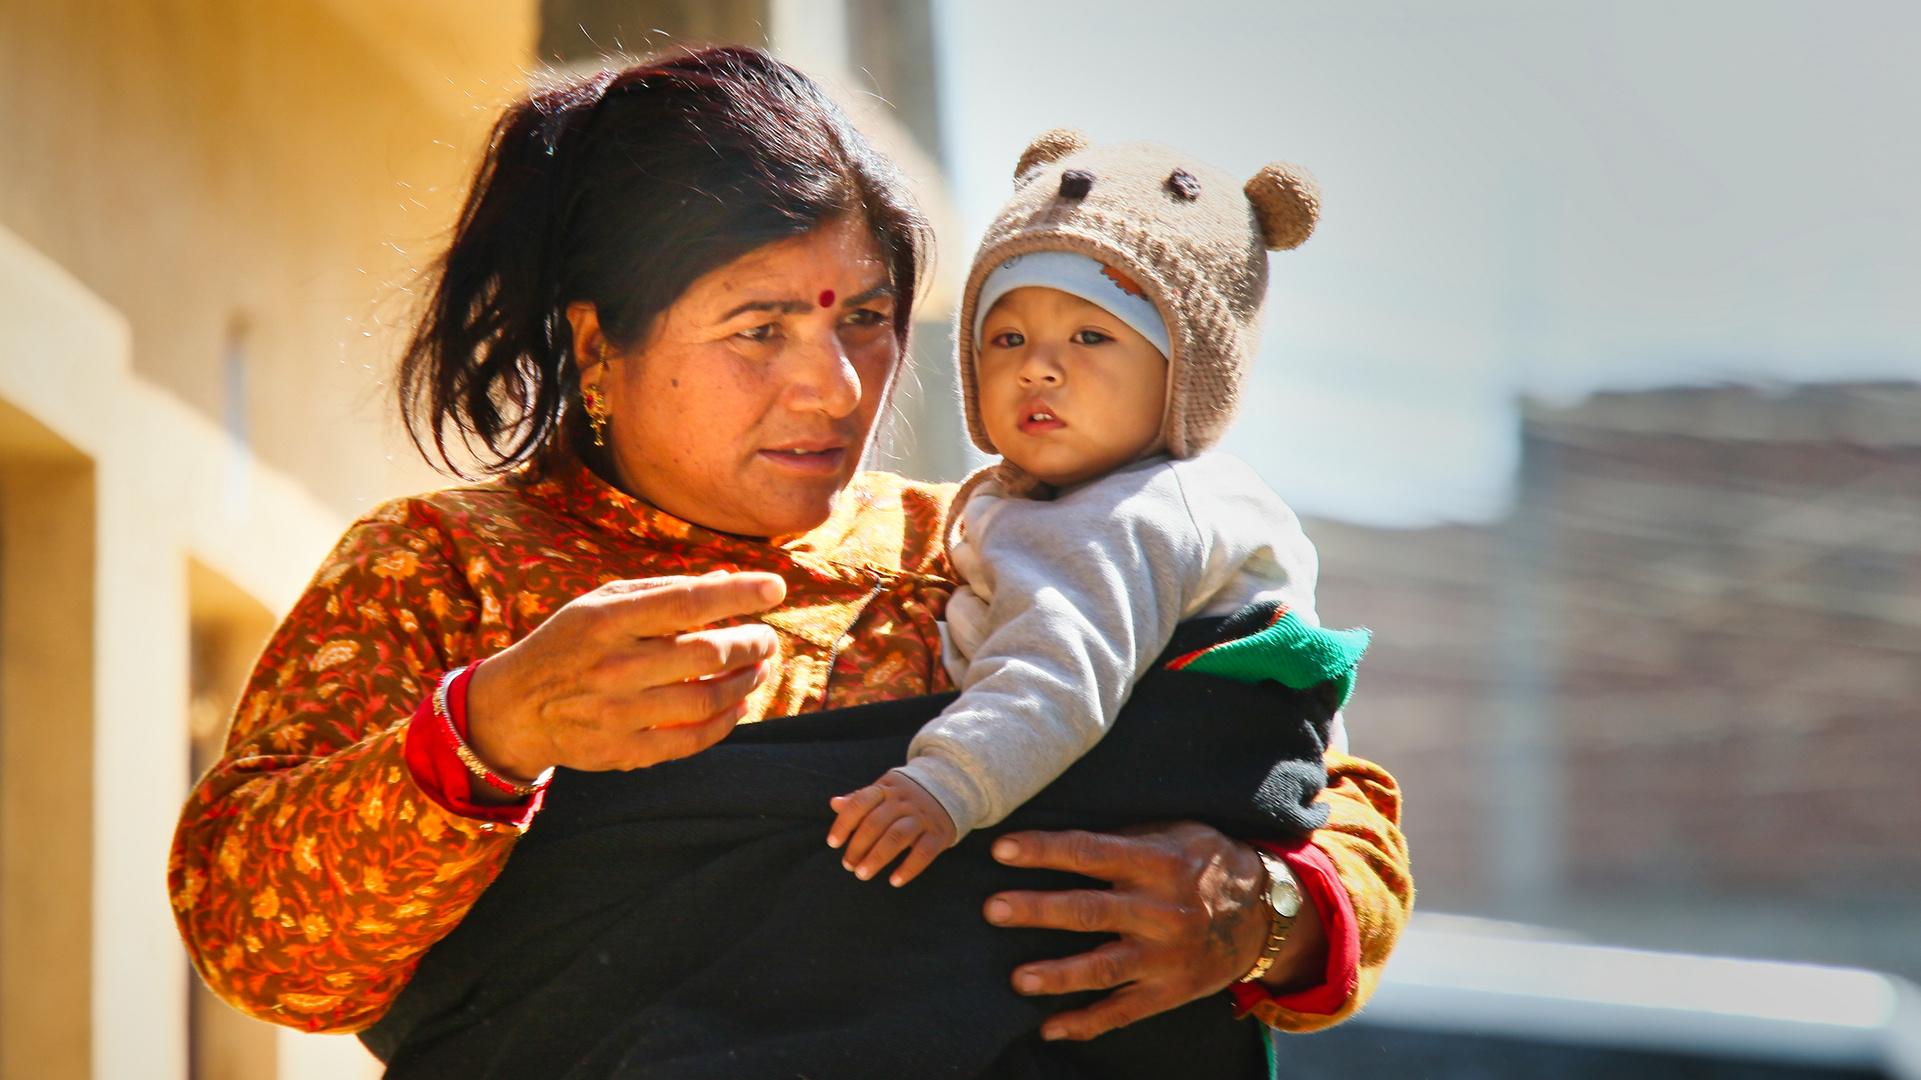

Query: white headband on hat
[972,251,1171,359]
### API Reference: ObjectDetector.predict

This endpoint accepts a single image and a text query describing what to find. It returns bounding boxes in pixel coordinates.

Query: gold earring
[582,383,610,446]
[582,342,611,446]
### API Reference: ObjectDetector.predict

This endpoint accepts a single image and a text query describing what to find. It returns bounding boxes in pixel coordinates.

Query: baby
[828,131,1367,886]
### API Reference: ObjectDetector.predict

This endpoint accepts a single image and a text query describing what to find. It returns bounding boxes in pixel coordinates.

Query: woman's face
[570,216,898,539]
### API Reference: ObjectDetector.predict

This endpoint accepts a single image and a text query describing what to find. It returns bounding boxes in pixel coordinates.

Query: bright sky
[932,1,1921,525]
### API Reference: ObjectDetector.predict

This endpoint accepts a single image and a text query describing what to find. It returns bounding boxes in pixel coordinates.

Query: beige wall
[0,0,535,519]
[186,562,281,1080]
[0,8,966,1077]
[0,159,375,1080]
[0,10,531,1073]
[0,404,95,1080]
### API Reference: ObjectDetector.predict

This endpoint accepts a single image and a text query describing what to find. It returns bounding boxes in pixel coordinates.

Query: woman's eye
[739,322,779,343]
[1071,329,1112,345]
[842,308,889,329]
[989,331,1025,348]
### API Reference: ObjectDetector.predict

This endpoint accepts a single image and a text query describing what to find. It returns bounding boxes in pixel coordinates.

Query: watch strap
[1238,850,1299,984]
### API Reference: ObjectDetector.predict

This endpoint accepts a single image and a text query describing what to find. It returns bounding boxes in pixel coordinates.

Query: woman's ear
[1014,128,1090,184]
[1243,163,1322,251]
[565,301,605,372]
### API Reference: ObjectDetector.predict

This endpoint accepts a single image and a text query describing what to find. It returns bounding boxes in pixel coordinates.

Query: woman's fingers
[609,700,747,770]
[1010,939,1143,998]
[621,623,780,688]
[620,661,769,730]
[982,885,1163,937]
[464,572,789,778]
[593,572,786,639]
[990,829,1171,887]
[1037,982,1165,1042]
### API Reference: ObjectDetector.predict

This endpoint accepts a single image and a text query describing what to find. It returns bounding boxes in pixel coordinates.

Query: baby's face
[977,286,1168,487]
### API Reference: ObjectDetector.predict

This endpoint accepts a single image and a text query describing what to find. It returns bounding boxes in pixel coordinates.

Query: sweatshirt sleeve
[901,468,1209,834]
[167,499,519,1034]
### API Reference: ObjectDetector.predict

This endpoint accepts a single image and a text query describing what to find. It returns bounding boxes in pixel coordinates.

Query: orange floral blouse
[168,456,1410,1036]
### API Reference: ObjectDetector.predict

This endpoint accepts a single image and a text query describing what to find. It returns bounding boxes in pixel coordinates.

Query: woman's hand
[466,571,786,781]
[982,822,1328,1041]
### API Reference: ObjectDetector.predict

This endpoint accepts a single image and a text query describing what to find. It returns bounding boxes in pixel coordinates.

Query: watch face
[1268,871,1304,920]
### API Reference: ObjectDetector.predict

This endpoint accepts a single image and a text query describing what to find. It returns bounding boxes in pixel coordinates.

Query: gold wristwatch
[1238,850,1304,984]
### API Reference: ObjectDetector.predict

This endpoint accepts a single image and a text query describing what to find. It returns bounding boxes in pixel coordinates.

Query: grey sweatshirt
[896,452,1327,837]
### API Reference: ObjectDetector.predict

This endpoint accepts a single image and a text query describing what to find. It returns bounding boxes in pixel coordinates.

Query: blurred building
[0,6,532,1078]
[1314,382,1921,983]
[0,3,952,1080]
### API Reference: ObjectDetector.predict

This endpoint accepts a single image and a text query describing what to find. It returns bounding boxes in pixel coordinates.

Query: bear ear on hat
[1244,162,1322,251]
[1015,128,1090,182]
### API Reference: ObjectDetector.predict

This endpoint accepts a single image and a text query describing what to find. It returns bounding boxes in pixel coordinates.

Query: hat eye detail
[1058,169,1096,200]
[1165,169,1201,201]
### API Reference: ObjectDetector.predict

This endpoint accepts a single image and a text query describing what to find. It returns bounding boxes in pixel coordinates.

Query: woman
[169,47,1409,1074]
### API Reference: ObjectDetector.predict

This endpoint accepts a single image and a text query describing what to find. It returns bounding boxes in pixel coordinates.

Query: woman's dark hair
[399,46,930,476]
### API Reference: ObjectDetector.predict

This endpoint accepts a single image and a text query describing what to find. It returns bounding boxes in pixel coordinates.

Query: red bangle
[434,661,553,798]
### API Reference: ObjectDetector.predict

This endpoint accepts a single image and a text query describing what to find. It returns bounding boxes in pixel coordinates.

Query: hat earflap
[1243,163,1321,251]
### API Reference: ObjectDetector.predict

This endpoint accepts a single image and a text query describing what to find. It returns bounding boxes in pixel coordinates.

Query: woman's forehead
[687,222,889,315]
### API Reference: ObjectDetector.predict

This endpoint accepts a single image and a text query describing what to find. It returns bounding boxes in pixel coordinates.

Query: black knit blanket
[361,619,1338,1079]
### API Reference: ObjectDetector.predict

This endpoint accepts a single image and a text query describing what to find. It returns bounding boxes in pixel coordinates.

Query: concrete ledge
[1352,913,1921,1078]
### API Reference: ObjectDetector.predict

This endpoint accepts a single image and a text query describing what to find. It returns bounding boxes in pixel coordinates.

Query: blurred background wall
[1316,383,1921,973]
[931,0,1921,994]
[0,2,1916,1079]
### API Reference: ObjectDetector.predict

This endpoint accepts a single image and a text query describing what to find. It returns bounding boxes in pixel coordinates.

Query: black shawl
[362,618,1337,1079]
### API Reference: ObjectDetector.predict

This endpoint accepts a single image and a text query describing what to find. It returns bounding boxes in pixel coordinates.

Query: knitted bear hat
[957,130,1320,460]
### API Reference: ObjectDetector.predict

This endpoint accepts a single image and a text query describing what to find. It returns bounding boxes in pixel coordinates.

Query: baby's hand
[827,770,957,886]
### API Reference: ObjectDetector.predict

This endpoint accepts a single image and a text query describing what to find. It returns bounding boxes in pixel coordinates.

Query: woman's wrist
[464,652,552,785]
[1255,872,1326,992]
[433,660,553,811]
[1213,837,1330,994]
[1237,849,1298,983]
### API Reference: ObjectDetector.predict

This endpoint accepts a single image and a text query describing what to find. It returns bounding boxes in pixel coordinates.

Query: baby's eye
[1071,329,1113,345]
[989,330,1025,348]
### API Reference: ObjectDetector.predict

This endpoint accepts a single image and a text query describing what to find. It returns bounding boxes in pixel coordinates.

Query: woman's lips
[1015,404,1065,435]
[758,446,847,475]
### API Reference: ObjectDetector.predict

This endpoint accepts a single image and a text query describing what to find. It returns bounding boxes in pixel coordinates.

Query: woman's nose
[787,328,863,417]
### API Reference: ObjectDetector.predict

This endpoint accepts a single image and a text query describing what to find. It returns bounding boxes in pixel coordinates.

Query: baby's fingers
[840,798,906,871]
[854,815,926,882]
[826,785,886,849]
[888,832,950,887]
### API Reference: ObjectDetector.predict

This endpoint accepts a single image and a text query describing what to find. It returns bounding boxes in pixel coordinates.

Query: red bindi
[818,289,836,308]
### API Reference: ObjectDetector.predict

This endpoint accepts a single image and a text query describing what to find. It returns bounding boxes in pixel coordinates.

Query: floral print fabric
[169,457,957,1031]
[169,454,1410,1035]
